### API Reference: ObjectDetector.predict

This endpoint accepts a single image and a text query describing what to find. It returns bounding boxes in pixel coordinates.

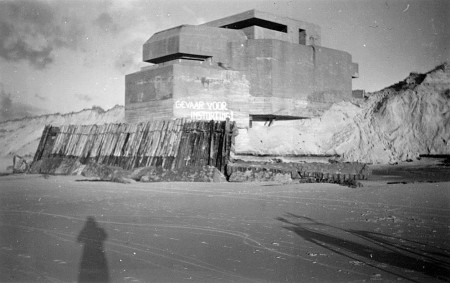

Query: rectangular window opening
[146,53,211,64]
[221,18,287,33]
[249,114,307,128]
[299,29,306,45]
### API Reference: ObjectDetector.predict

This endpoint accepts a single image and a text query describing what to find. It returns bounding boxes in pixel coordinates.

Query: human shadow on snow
[277,213,450,282]
[77,216,110,283]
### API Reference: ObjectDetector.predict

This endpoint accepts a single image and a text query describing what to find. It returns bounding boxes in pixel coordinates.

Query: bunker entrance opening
[249,114,308,128]
[220,17,288,33]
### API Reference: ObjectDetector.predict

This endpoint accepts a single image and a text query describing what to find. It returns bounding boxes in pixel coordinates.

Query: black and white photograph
[0,0,449,282]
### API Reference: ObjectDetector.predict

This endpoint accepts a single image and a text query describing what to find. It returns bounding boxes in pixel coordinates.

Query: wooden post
[208,120,214,166]
[33,125,51,162]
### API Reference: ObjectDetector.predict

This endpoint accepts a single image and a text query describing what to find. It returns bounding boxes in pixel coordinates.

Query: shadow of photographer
[77,216,109,283]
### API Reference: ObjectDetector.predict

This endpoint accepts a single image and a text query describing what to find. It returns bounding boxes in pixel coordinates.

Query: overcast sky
[0,0,448,121]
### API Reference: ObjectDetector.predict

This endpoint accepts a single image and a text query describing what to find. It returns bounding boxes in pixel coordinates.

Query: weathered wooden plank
[49,128,61,155]
[156,121,172,157]
[220,120,230,173]
[89,124,103,158]
[197,129,207,167]
[40,126,59,159]
[60,125,74,155]
[174,132,188,169]
[33,125,51,162]
[33,119,236,174]
[124,123,139,157]
[73,125,87,157]
[81,125,97,159]
[69,125,81,156]
[51,125,66,155]
[135,122,151,168]
[147,121,164,157]
[188,132,200,167]
[65,125,76,155]
[105,124,120,157]
[113,124,129,157]
[153,121,165,157]
[78,125,95,160]
[215,125,224,171]
[97,124,114,163]
[105,124,121,163]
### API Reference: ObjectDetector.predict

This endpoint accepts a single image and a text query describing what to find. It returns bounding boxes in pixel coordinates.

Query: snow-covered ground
[0,175,449,282]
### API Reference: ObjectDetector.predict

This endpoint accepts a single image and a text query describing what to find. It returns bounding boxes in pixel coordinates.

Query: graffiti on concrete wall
[175,100,234,121]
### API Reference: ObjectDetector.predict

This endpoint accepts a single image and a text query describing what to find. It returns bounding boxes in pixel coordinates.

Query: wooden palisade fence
[33,119,235,173]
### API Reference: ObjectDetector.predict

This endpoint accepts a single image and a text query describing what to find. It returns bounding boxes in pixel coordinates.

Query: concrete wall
[311,46,354,103]
[142,27,180,63]
[202,10,321,45]
[240,39,274,97]
[267,40,315,98]
[127,38,357,124]
[126,61,251,125]
[126,10,358,127]
[226,39,355,117]
[125,65,175,123]
[172,63,250,126]
[143,25,246,64]
[241,26,289,41]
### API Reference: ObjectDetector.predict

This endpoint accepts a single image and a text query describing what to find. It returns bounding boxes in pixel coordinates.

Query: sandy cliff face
[0,106,124,159]
[0,64,448,167]
[235,63,450,164]
[333,63,449,163]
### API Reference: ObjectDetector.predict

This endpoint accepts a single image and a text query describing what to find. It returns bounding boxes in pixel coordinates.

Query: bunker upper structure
[125,10,358,127]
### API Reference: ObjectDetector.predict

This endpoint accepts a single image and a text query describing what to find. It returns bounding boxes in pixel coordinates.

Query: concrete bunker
[125,9,359,128]
[30,10,372,183]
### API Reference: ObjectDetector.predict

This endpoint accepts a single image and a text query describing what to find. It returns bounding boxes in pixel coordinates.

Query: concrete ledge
[226,161,370,184]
